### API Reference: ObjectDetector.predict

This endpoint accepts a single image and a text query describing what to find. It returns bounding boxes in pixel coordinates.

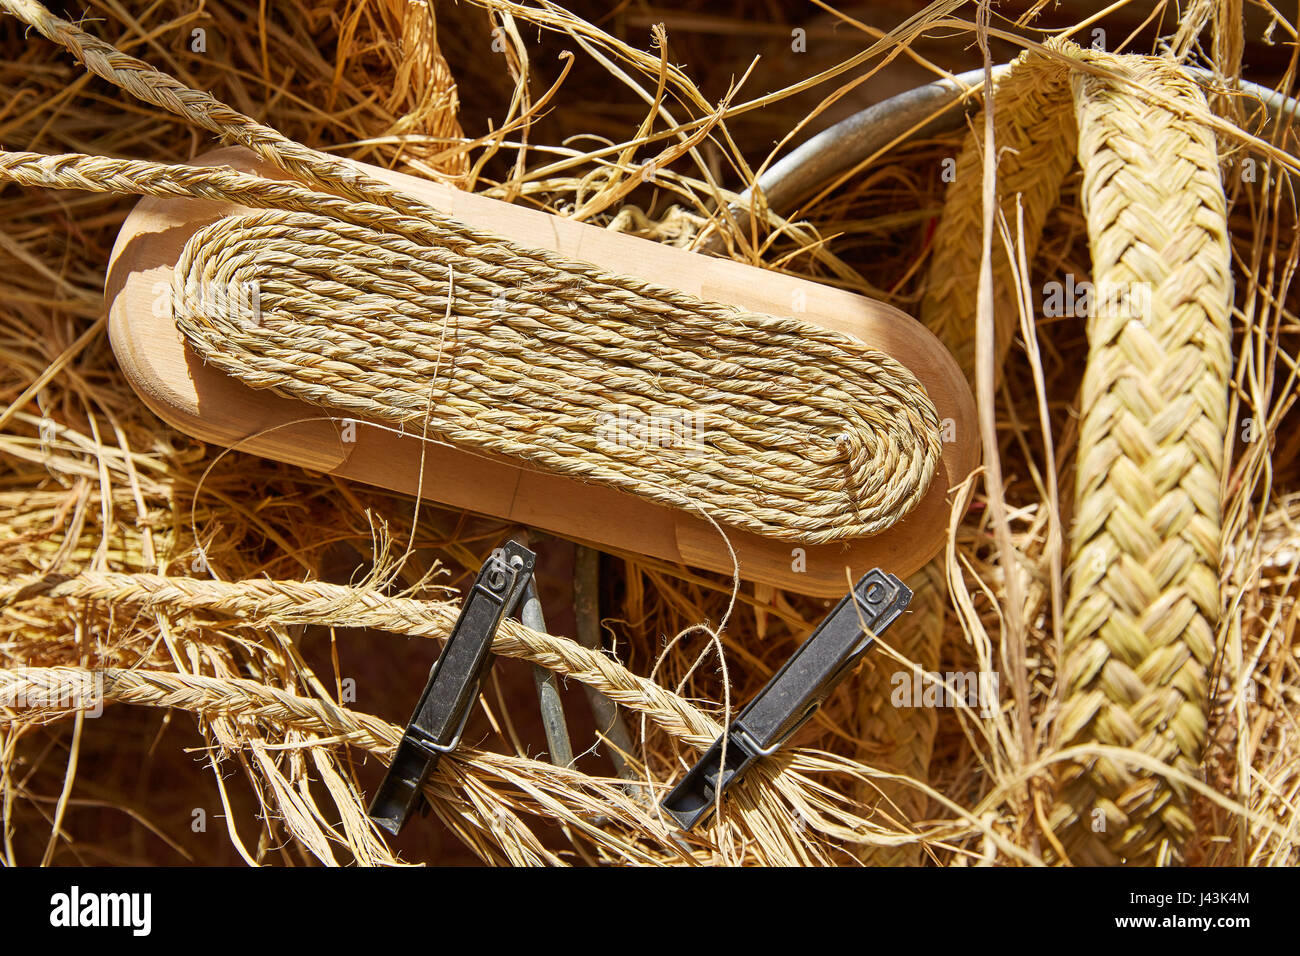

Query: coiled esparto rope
[0,0,943,545]
[172,208,941,545]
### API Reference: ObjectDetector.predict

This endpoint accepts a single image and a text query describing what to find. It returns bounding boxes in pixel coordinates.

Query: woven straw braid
[1053,55,1231,865]
[922,42,1231,864]
[921,50,1078,380]
[898,54,1081,858]
[0,148,940,542]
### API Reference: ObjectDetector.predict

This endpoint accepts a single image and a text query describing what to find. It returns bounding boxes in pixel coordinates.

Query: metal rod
[573,546,646,797]
[520,575,575,768]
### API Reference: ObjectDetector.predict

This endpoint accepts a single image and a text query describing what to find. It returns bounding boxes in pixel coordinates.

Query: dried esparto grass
[0,0,1297,866]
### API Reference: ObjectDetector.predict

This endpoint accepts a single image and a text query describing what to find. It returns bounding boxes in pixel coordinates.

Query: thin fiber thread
[0,0,454,226]
[923,42,1231,864]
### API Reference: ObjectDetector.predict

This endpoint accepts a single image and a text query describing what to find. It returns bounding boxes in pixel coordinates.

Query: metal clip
[368,540,536,835]
[660,568,912,830]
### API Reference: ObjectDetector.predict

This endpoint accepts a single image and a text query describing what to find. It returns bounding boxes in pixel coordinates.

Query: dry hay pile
[0,0,1297,866]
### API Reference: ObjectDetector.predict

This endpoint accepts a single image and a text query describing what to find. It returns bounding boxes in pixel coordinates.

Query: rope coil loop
[172,208,942,544]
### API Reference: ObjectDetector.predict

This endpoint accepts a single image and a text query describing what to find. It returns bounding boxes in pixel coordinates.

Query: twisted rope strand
[4,572,890,855]
[4,569,721,744]
[0,0,459,221]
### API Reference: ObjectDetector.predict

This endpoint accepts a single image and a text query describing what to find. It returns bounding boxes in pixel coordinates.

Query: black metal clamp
[660,568,912,830]
[368,540,536,835]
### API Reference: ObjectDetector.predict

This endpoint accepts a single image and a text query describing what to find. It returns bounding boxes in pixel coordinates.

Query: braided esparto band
[1053,53,1231,865]
[922,42,1231,864]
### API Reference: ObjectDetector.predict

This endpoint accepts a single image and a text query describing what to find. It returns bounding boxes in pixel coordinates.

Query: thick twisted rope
[3,569,719,744]
[4,570,906,859]
[0,0,454,221]
[922,43,1231,864]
